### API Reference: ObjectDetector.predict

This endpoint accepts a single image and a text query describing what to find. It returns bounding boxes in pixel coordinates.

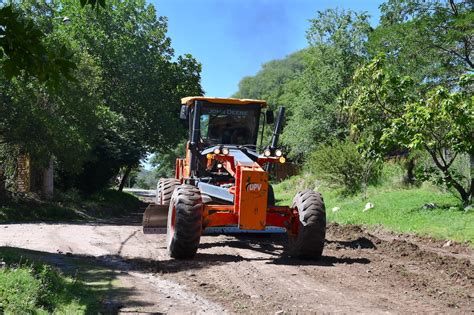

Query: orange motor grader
[143,97,326,260]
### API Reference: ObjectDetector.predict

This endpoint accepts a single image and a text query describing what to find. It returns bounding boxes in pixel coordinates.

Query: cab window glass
[200,106,259,145]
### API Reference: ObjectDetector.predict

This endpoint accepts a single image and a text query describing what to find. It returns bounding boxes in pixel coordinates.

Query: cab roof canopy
[181,96,267,108]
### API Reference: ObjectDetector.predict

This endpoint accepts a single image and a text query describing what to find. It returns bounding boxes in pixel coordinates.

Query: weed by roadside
[273,172,474,245]
[0,189,141,223]
[0,248,100,314]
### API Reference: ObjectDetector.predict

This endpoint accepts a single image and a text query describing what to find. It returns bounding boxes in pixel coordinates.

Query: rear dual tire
[156,178,180,205]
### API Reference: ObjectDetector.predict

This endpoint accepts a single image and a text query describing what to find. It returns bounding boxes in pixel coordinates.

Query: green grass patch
[273,174,474,244]
[0,247,101,314]
[0,199,84,222]
[0,189,141,223]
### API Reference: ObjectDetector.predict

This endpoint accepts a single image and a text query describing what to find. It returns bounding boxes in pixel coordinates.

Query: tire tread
[167,184,203,259]
[289,189,326,260]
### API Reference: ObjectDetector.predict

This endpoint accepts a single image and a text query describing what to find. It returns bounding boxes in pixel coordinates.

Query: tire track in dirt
[0,222,472,313]
[0,223,227,314]
[151,226,473,313]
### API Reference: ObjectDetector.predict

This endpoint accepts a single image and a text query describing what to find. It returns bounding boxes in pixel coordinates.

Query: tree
[150,142,186,179]
[49,0,202,191]
[232,50,306,148]
[0,4,76,84]
[1,0,202,195]
[0,1,111,196]
[233,50,306,107]
[346,56,473,205]
[281,9,372,159]
[0,0,106,83]
[368,0,474,88]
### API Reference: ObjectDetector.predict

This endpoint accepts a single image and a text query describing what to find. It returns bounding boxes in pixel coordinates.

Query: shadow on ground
[0,233,373,312]
[0,246,153,313]
[115,234,371,274]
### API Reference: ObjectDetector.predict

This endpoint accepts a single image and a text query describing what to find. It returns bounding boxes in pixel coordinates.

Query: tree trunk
[427,148,470,206]
[0,166,6,200]
[469,153,474,205]
[403,157,416,185]
[441,166,470,206]
[118,165,132,192]
[41,157,54,199]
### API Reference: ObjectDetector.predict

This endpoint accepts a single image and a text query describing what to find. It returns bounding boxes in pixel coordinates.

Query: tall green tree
[50,0,203,192]
[346,56,473,205]
[233,50,306,107]
[281,9,372,159]
[0,51,104,169]
[232,50,306,149]
[368,0,473,88]
[1,0,202,194]
[0,1,106,172]
[0,3,79,84]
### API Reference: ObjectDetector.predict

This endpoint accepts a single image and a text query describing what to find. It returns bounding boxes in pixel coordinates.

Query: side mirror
[266,110,274,124]
[179,105,188,120]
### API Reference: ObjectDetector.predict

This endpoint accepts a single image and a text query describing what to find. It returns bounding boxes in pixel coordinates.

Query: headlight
[217,163,223,169]
[279,157,286,164]
[275,149,283,157]
[213,148,221,155]
[222,147,229,155]
[263,149,271,157]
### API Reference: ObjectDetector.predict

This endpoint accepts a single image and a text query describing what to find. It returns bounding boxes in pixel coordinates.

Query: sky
[149,0,385,98]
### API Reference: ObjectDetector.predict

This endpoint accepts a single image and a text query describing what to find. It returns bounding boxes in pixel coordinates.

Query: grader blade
[142,204,169,234]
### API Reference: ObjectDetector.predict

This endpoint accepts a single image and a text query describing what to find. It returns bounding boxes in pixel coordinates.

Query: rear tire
[156,178,180,205]
[167,185,203,259]
[288,189,326,260]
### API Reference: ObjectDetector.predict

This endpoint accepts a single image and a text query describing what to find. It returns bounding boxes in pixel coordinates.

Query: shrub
[306,141,381,195]
[0,267,41,313]
[54,188,82,205]
[0,249,100,313]
[87,189,141,216]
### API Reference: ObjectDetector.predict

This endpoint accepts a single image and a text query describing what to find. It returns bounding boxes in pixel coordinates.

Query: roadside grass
[0,247,101,314]
[0,189,141,223]
[273,171,474,245]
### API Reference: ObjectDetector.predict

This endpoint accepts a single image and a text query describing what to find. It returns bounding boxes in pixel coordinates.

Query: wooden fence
[271,162,299,182]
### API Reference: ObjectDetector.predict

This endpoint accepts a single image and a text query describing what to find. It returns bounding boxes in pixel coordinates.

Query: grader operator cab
[143,97,326,260]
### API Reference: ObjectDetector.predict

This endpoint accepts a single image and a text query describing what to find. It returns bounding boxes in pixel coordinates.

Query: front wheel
[287,189,326,260]
[166,185,203,259]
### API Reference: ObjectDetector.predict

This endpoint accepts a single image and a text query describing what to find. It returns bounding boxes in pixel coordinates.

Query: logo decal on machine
[246,183,262,191]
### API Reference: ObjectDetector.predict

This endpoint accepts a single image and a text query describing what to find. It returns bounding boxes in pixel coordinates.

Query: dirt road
[0,216,472,313]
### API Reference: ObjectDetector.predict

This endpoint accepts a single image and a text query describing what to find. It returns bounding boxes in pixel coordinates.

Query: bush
[0,267,41,313]
[0,249,100,313]
[306,141,381,195]
[89,189,141,210]
[53,188,82,205]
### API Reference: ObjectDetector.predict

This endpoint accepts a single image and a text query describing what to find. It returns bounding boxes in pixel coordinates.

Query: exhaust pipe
[270,106,285,149]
